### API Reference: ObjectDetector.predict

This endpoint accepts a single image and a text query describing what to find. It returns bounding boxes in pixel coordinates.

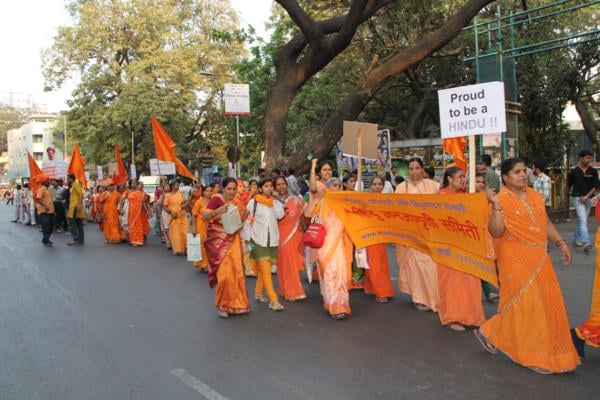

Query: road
[0,204,598,400]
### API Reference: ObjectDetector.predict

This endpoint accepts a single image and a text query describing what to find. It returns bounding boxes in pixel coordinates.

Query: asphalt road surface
[0,204,598,400]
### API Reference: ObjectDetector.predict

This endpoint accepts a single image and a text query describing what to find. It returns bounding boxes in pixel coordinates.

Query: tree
[264,0,496,171]
[0,105,29,152]
[42,0,246,174]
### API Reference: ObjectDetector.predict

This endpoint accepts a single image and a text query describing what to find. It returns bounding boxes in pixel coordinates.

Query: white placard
[41,160,68,179]
[186,233,202,262]
[224,83,250,115]
[149,159,176,176]
[438,81,506,139]
[130,164,137,179]
[97,166,104,180]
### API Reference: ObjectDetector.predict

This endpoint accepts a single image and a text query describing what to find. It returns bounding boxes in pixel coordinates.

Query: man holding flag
[66,143,87,246]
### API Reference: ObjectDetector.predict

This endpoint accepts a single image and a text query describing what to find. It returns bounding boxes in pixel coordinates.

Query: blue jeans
[573,197,592,246]
[202,167,213,186]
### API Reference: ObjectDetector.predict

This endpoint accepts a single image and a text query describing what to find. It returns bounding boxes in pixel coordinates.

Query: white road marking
[171,369,230,400]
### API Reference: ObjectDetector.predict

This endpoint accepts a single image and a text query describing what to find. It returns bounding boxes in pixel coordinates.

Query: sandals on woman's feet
[414,303,431,312]
[217,310,229,319]
[474,329,497,354]
[269,301,284,311]
[254,294,268,303]
[375,297,389,304]
[332,313,349,320]
[446,323,466,332]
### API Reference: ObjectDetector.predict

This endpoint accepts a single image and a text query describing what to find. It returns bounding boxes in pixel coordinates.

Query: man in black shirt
[197,145,214,186]
[567,150,599,252]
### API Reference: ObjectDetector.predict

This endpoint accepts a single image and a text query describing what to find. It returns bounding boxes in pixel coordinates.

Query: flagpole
[469,135,476,193]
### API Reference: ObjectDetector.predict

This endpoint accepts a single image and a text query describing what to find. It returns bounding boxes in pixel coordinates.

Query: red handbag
[303,200,326,248]
[303,222,326,248]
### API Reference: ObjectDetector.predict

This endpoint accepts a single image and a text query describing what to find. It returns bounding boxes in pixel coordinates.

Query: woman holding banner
[306,159,353,320]
[204,177,250,319]
[394,157,440,312]
[437,167,485,331]
[475,158,579,374]
[364,176,394,303]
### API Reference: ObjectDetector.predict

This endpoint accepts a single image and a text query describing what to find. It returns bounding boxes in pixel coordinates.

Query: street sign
[149,159,176,176]
[224,83,250,115]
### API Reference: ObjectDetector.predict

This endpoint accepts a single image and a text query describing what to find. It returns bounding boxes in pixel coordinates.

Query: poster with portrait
[335,129,391,189]
[41,147,68,179]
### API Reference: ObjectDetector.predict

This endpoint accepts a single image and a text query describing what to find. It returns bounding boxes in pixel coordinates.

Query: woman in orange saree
[102,183,121,244]
[204,177,250,318]
[437,167,485,331]
[306,159,353,319]
[394,157,440,312]
[163,181,189,256]
[475,158,579,374]
[191,185,213,271]
[95,186,107,230]
[572,228,600,358]
[364,176,394,303]
[156,183,172,249]
[274,176,306,301]
[128,182,151,247]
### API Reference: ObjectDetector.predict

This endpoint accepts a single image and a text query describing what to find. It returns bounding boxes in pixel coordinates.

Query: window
[32,134,43,144]
[33,152,43,161]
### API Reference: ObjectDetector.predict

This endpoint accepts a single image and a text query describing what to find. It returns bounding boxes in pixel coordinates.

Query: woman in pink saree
[306,159,353,320]
[394,157,440,312]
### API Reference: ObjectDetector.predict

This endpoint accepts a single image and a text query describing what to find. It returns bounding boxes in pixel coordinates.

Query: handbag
[186,233,203,262]
[303,200,326,248]
[222,204,242,234]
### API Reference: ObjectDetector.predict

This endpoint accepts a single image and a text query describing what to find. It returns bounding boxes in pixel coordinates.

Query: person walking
[34,175,56,246]
[11,184,22,223]
[567,150,598,253]
[532,160,552,210]
[67,174,85,246]
[197,145,214,186]
[474,158,580,374]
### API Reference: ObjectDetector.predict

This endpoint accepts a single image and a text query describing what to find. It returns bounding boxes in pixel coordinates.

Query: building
[0,151,8,183]
[7,114,62,179]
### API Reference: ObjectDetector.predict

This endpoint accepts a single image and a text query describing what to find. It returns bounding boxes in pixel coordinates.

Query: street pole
[235,115,240,179]
[63,114,68,161]
[130,122,134,165]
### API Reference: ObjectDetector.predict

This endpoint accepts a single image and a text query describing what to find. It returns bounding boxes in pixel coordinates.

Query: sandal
[375,297,389,304]
[217,310,229,319]
[529,366,553,375]
[254,294,268,303]
[414,303,431,312]
[474,329,497,354]
[447,323,466,332]
[486,293,499,303]
[332,313,349,320]
[269,301,284,311]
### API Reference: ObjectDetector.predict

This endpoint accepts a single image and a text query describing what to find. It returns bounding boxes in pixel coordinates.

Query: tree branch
[275,0,323,45]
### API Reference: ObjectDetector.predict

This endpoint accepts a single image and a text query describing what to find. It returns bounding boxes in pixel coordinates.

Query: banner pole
[469,135,476,193]
[357,129,364,192]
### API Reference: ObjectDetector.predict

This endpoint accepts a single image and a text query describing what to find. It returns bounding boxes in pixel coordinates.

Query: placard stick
[468,135,476,193]
[357,129,364,192]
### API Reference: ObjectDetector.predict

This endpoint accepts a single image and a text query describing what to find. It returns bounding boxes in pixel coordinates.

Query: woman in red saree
[204,177,250,318]
[102,183,121,244]
[437,167,485,331]
[127,182,151,247]
[475,158,579,374]
[274,176,306,301]
[364,176,394,303]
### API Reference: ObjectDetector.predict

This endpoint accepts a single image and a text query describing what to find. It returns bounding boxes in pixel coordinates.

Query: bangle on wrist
[493,206,502,211]
[555,239,566,247]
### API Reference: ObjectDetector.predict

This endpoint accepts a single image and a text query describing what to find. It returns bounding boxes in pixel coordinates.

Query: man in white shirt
[532,160,552,208]
[11,184,22,223]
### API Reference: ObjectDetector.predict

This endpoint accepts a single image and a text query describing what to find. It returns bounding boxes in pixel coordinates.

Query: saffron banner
[325,191,497,286]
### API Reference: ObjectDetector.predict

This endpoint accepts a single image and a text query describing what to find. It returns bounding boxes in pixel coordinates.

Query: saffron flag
[443,136,467,171]
[27,151,44,192]
[67,142,88,188]
[324,191,498,286]
[151,115,194,179]
[113,144,128,185]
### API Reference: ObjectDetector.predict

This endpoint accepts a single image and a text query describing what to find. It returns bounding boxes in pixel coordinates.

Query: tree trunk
[264,77,300,167]
[575,99,600,157]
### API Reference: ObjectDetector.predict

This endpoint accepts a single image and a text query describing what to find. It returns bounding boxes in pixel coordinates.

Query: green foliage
[0,106,29,152]
[42,0,246,174]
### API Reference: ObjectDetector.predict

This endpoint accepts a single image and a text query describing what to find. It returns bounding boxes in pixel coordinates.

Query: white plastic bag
[187,233,202,262]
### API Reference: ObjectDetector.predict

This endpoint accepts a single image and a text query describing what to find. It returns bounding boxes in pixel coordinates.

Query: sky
[0,0,273,113]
